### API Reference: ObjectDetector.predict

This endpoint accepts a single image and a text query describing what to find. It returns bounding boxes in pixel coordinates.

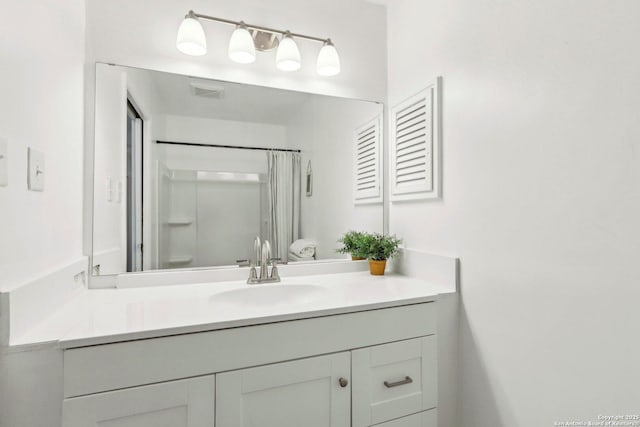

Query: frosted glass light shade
[317,42,340,76]
[228,25,256,64]
[176,15,207,56]
[276,34,301,71]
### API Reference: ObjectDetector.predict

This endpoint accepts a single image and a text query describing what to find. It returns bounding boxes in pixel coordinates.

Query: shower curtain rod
[156,140,301,153]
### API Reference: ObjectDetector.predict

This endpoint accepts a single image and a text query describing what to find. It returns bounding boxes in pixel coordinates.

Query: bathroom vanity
[0,61,454,427]
[4,270,448,427]
[63,302,437,427]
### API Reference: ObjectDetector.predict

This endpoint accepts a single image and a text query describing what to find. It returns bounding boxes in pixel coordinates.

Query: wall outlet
[27,147,45,191]
[0,138,7,187]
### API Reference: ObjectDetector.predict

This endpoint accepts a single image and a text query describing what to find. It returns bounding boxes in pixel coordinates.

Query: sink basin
[210,284,328,309]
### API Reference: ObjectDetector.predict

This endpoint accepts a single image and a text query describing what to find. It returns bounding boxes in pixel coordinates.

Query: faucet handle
[270,263,281,281]
[268,257,282,265]
[247,264,258,283]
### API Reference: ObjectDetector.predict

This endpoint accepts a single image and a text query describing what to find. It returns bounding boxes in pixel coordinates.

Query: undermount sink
[210,284,328,308]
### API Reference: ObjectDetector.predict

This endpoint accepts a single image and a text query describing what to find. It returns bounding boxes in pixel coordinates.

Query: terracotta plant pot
[351,256,365,261]
[368,259,387,275]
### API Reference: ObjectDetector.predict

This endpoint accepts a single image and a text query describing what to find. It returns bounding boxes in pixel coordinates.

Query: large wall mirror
[92,63,383,276]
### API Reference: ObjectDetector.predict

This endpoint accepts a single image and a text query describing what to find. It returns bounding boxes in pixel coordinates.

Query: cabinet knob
[338,377,349,388]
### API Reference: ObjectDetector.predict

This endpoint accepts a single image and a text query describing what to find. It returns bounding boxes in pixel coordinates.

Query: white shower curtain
[267,151,302,261]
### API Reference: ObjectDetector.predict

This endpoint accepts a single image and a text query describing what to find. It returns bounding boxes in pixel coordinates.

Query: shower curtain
[267,151,302,261]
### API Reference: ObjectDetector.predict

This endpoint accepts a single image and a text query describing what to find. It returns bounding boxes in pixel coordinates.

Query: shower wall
[196,179,266,266]
[154,115,287,268]
[157,168,267,269]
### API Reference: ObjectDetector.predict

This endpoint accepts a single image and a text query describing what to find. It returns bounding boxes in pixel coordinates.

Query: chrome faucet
[247,237,281,284]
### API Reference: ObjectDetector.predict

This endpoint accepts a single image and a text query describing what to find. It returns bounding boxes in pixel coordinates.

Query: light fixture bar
[190,10,329,44]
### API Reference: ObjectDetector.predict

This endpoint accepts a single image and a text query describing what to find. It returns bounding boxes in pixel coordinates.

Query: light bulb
[317,40,340,76]
[176,11,207,56]
[228,22,256,64]
[276,32,301,71]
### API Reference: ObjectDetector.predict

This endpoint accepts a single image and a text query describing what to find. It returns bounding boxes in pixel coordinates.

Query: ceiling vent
[189,80,225,99]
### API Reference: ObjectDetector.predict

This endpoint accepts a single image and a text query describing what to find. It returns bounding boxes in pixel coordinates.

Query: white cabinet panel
[352,337,437,427]
[62,375,215,427]
[217,352,350,427]
[376,409,437,427]
[64,303,435,398]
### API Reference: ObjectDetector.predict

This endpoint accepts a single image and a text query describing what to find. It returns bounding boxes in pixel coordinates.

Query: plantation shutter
[354,115,382,204]
[390,78,441,201]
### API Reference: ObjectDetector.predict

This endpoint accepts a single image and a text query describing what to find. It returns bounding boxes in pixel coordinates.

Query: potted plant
[362,233,402,275]
[336,231,368,260]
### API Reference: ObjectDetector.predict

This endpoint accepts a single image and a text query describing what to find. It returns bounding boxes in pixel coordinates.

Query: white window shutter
[354,114,382,204]
[390,77,442,201]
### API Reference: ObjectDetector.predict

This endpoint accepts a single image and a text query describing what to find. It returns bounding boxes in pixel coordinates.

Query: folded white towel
[288,251,314,262]
[289,239,317,257]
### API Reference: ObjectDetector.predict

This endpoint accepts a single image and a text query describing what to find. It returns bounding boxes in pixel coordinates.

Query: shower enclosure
[158,166,268,269]
[156,145,301,269]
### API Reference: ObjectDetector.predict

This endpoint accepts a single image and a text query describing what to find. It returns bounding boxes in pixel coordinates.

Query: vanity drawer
[375,409,437,427]
[352,336,437,427]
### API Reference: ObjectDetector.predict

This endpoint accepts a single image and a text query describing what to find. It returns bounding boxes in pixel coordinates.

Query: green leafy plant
[361,233,402,261]
[336,231,369,258]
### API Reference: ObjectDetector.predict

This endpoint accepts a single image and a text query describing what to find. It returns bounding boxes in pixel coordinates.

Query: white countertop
[11,271,450,349]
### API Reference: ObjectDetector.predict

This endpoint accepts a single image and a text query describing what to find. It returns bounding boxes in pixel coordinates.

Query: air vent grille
[189,81,225,98]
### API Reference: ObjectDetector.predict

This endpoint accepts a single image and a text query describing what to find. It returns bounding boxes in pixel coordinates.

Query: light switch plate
[27,147,45,191]
[0,138,7,187]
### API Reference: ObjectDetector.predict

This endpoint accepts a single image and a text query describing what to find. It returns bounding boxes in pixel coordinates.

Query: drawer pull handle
[384,376,413,388]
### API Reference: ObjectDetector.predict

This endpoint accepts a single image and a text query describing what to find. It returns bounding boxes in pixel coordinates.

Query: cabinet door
[63,375,215,427]
[352,336,437,427]
[376,409,437,427]
[216,352,351,427]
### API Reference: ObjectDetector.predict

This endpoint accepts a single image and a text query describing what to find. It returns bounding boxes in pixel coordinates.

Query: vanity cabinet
[61,303,437,427]
[216,352,351,427]
[62,375,215,427]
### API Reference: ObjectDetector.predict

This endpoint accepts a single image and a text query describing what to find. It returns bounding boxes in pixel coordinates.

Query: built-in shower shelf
[166,218,193,226]
[167,256,193,265]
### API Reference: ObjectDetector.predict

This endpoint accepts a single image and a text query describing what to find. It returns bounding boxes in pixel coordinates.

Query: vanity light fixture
[317,39,341,77]
[275,32,301,71]
[176,10,341,76]
[176,11,207,56]
[228,22,256,64]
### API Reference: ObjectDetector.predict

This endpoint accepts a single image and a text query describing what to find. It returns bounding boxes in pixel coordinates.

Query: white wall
[0,1,84,425]
[85,0,387,101]
[154,116,286,268]
[289,96,383,259]
[92,64,160,275]
[0,0,85,292]
[92,65,126,274]
[155,115,288,150]
[387,1,640,426]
